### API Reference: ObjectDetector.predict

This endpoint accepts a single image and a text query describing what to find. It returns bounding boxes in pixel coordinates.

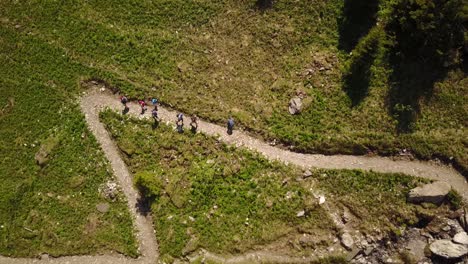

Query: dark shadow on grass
[255,0,273,10]
[338,0,379,52]
[152,120,159,130]
[343,37,379,106]
[387,58,448,133]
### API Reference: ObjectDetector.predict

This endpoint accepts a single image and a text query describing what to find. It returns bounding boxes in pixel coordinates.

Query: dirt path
[97,90,467,201]
[1,88,466,264]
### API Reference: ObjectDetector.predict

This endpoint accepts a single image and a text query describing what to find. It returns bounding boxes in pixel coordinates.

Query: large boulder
[288,97,302,115]
[429,239,468,259]
[408,181,451,205]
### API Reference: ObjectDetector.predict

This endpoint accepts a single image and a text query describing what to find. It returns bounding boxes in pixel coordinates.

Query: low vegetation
[0,26,137,257]
[101,109,437,260]
[1,0,465,176]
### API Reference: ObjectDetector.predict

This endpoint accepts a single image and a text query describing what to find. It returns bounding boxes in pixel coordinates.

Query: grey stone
[405,237,427,262]
[429,239,468,259]
[346,247,361,261]
[35,147,49,166]
[96,202,110,213]
[288,97,302,115]
[408,181,451,205]
[341,232,354,250]
[296,210,305,217]
[454,232,468,245]
[303,170,312,178]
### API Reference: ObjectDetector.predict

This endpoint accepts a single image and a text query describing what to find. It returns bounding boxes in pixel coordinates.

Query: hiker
[176,113,184,133]
[227,116,234,135]
[120,95,129,114]
[138,100,147,115]
[189,115,198,133]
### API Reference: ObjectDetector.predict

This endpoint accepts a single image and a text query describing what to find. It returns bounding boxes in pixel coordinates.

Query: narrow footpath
[1,87,466,264]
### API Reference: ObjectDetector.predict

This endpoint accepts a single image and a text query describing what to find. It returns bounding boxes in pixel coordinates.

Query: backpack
[120,96,128,104]
[228,119,234,128]
[177,113,183,121]
[152,109,158,118]
[151,98,158,105]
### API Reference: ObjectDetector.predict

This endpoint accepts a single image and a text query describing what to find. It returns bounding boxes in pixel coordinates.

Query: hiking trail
[1,87,466,264]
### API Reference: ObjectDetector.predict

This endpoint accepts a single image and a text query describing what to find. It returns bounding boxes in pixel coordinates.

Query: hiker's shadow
[152,121,159,130]
[122,107,130,115]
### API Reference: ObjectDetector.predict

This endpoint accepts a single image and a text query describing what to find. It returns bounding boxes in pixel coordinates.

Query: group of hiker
[119,95,235,135]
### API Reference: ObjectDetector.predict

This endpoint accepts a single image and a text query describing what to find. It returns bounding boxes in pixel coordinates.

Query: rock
[296,210,305,217]
[318,195,326,205]
[303,170,312,178]
[40,253,49,260]
[35,147,49,166]
[346,247,361,261]
[182,236,198,256]
[405,237,427,262]
[364,247,373,256]
[99,181,118,200]
[341,232,354,250]
[454,232,468,245]
[288,97,302,115]
[408,182,451,205]
[429,239,468,259]
[96,203,110,213]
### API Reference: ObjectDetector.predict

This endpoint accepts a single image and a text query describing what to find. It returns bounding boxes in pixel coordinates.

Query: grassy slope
[1,0,465,174]
[0,25,137,256]
[101,110,432,259]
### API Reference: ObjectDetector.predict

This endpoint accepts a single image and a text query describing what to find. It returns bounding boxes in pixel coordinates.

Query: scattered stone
[35,147,49,167]
[99,181,118,200]
[454,232,468,245]
[303,170,312,178]
[40,253,49,260]
[429,239,468,259]
[341,232,354,250]
[288,97,302,115]
[318,195,326,205]
[296,210,305,217]
[206,159,215,164]
[96,203,110,213]
[182,236,198,256]
[364,247,373,256]
[405,237,427,262]
[408,181,451,205]
[346,247,361,261]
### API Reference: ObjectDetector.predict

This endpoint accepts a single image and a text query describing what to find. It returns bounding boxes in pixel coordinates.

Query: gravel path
[94,90,467,201]
[1,88,466,264]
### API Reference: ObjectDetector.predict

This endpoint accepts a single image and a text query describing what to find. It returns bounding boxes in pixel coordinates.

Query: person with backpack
[176,113,184,133]
[138,100,147,115]
[189,115,198,133]
[120,95,129,114]
[227,116,234,135]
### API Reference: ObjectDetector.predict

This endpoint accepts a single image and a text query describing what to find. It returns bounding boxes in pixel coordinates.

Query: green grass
[100,109,439,259]
[0,0,465,257]
[0,25,137,257]
[1,0,465,175]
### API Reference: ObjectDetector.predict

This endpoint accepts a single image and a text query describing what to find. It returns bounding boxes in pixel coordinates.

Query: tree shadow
[338,0,380,52]
[343,37,379,106]
[255,0,273,10]
[387,58,448,133]
[136,196,153,217]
